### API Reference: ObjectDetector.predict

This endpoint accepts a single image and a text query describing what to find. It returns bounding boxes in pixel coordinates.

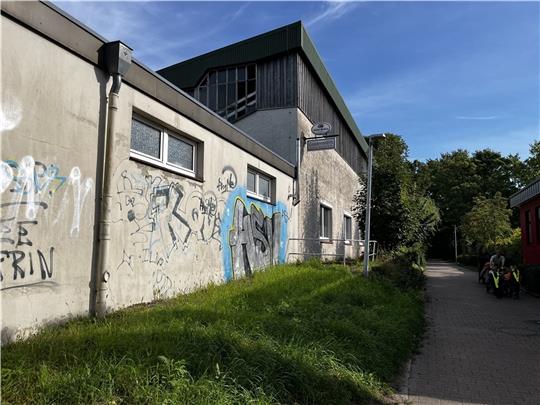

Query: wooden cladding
[256,54,297,109]
[255,52,365,174]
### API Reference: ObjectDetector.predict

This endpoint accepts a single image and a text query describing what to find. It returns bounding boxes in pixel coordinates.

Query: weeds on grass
[2,262,424,404]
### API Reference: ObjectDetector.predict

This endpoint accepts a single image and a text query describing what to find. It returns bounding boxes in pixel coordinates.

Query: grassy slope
[2,262,424,404]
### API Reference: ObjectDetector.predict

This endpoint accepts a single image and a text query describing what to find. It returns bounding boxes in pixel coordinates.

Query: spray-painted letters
[221,187,288,281]
[0,156,93,289]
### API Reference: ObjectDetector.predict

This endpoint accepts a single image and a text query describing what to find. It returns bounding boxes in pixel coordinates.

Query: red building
[510,178,540,264]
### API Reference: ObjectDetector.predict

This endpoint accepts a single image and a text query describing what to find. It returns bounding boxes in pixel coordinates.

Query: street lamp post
[363,133,386,277]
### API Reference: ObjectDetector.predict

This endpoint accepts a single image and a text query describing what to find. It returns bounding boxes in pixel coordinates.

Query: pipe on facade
[94,42,132,318]
[291,132,304,206]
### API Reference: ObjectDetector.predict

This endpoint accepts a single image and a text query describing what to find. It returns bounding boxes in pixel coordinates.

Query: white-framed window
[344,213,352,244]
[130,116,198,178]
[320,202,332,240]
[247,167,273,203]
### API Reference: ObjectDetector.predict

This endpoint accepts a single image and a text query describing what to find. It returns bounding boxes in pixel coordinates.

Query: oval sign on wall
[311,122,332,136]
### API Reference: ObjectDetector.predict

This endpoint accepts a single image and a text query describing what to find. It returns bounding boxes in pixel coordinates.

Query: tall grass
[2,261,424,404]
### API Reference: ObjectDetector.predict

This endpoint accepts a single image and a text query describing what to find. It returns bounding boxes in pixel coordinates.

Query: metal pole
[363,139,374,277]
[454,225,458,263]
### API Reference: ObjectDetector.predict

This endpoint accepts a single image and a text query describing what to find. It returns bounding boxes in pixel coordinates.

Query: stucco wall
[103,87,296,311]
[1,14,297,341]
[296,110,363,261]
[232,106,365,261]
[1,17,100,342]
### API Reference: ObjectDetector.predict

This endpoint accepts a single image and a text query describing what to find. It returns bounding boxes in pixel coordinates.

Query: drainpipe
[95,41,132,318]
[292,132,304,206]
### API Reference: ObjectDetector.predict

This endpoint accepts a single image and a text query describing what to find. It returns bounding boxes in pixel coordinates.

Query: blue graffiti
[221,187,288,281]
[3,159,67,196]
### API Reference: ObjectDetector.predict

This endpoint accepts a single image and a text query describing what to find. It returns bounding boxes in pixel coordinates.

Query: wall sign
[306,137,336,151]
[311,122,332,136]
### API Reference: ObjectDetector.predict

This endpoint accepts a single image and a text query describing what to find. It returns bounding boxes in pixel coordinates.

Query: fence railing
[287,238,378,265]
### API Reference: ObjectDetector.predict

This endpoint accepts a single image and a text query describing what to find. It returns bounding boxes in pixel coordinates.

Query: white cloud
[305,1,358,28]
[53,1,251,69]
[456,115,502,120]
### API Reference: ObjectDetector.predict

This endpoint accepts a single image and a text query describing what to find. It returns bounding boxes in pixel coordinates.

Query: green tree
[521,140,540,184]
[353,134,440,252]
[472,149,523,198]
[461,193,513,251]
[420,150,479,227]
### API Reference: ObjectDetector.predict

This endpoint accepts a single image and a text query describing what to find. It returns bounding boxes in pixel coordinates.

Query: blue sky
[55,1,539,161]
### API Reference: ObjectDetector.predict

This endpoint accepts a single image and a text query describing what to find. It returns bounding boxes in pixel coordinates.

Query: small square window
[130,115,199,178]
[247,168,273,203]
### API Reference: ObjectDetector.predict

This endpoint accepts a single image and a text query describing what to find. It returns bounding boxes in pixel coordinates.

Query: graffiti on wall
[112,164,228,297]
[216,166,237,194]
[0,156,93,290]
[113,162,289,294]
[221,187,288,281]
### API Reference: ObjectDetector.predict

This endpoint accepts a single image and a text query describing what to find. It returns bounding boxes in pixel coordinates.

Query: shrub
[372,244,426,291]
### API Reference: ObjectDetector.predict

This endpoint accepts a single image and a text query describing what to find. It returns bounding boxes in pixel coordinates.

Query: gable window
[344,214,352,243]
[194,64,256,122]
[130,116,198,178]
[247,167,273,203]
[320,203,332,240]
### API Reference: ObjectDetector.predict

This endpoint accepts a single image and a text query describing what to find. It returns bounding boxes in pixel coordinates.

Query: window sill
[344,240,352,245]
[246,191,274,205]
[129,155,204,183]
[320,238,333,244]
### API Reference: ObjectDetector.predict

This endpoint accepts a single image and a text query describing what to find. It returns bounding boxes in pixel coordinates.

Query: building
[510,178,540,265]
[0,1,366,343]
[158,22,368,261]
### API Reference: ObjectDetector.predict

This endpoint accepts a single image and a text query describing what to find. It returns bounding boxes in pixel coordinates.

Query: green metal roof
[157,21,368,153]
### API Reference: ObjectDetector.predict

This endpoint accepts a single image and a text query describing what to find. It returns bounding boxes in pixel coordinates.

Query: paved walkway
[399,260,540,405]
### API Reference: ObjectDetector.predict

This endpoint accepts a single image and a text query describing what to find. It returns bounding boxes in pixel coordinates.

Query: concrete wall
[234,107,364,262]
[104,88,295,310]
[1,16,101,342]
[234,108,297,164]
[296,110,363,261]
[1,12,296,342]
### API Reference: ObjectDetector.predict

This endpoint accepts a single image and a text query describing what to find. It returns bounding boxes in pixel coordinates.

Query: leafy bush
[494,228,522,264]
[461,193,513,251]
[372,244,426,291]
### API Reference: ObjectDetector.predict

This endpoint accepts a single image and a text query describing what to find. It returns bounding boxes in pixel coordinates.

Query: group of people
[479,251,520,299]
